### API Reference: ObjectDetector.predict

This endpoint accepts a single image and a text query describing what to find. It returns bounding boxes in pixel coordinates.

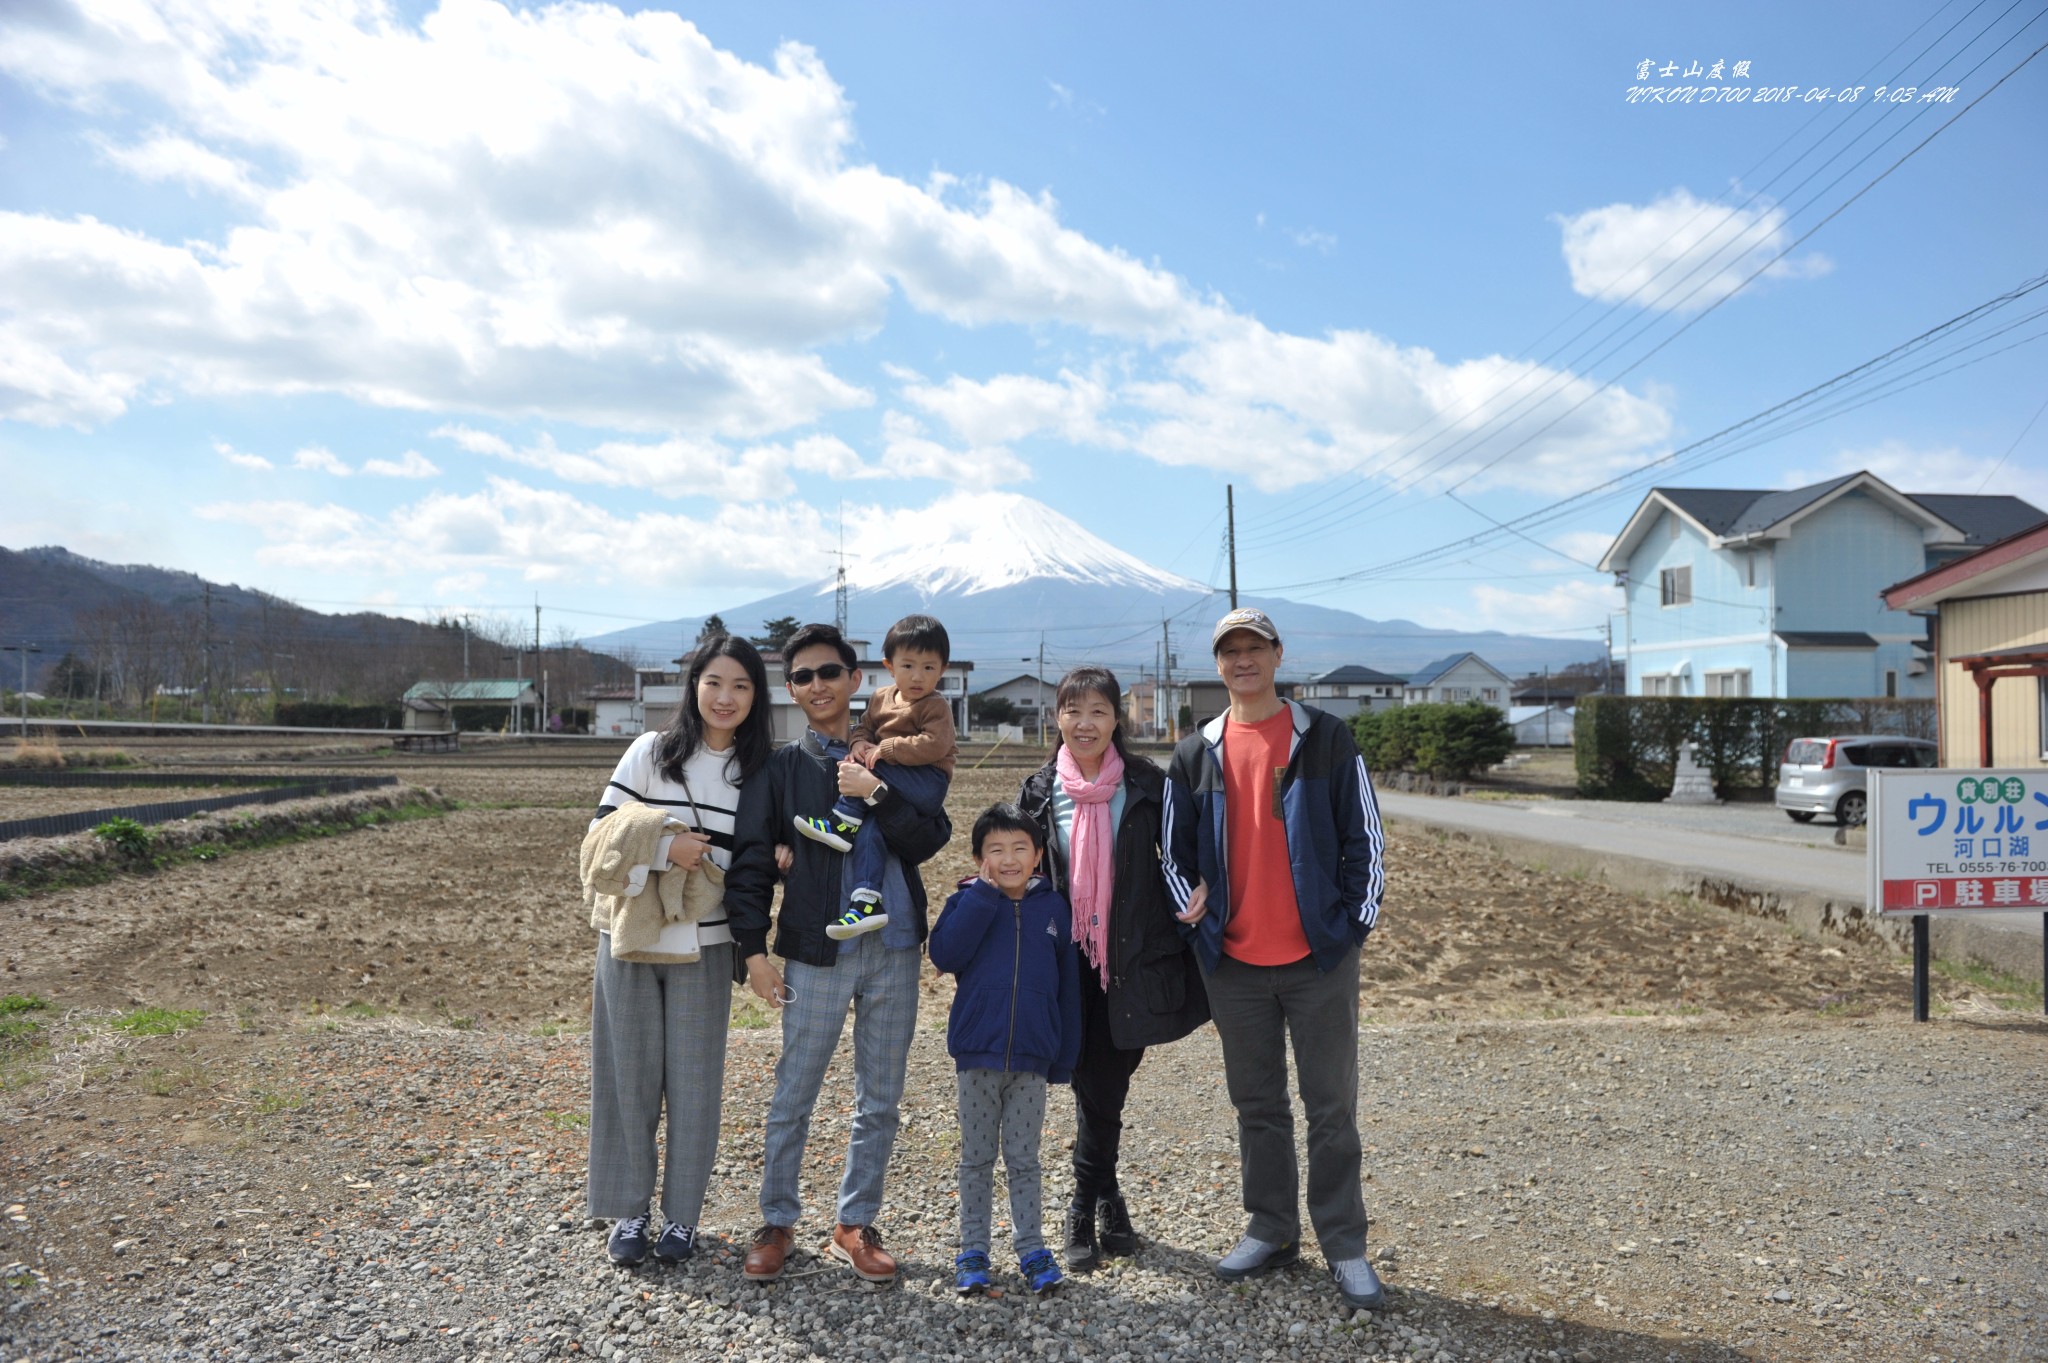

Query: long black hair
[1053,665,1134,763]
[657,634,773,785]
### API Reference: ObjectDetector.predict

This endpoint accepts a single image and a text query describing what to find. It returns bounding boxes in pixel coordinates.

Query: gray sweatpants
[586,937,732,1227]
[956,1068,1049,1258]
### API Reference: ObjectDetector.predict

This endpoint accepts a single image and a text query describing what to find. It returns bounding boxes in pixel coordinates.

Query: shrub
[92,817,155,862]
[1353,702,1514,780]
[275,701,403,729]
[1573,695,1936,800]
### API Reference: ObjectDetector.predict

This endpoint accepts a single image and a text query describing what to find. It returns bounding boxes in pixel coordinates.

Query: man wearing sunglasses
[726,622,953,1285]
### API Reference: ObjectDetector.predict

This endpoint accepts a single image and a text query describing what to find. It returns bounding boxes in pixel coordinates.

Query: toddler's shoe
[792,813,859,853]
[825,893,888,941]
[953,1252,992,1296]
[1020,1248,1063,1295]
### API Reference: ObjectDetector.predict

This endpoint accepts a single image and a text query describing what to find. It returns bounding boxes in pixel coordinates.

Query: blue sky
[2,0,2043,653]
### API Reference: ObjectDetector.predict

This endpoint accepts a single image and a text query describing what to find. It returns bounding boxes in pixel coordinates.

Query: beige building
[1883,519,2048,768]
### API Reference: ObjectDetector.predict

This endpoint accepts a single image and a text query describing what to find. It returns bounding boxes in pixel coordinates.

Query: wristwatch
[863,780,890,807]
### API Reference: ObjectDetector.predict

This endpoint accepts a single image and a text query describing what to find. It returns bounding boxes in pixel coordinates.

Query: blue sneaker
[954,1251,992,1296]
[607,1213,651,1267]
[1020,1248,1063,1295]
[653,1222,697,1264]
[792,813,859,853]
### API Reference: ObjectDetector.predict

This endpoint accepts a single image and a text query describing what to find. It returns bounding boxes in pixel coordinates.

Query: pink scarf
[1058,741,1123,989]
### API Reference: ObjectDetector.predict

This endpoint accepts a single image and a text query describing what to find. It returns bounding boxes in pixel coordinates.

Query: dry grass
[2,736,65,769]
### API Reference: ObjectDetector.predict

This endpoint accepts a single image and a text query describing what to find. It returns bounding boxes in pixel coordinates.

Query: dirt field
[2,749,2043,1363]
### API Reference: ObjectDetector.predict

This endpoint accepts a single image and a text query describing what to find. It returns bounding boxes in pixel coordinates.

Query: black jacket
[727,735,952,968]
[1017,754,1209,1051]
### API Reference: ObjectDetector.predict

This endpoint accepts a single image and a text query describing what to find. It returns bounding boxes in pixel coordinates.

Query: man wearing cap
[1162,606,1388,1313]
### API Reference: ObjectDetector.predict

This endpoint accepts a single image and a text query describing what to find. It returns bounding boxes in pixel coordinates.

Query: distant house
[1599,470,2043,699]
[588,686,639,737]
[759,643,973,746]
[1402,654,1511,712]
[401,678,539,732]
[1297,665,1406,719]
[974,673,1055,727]
[1882,516,2048,768]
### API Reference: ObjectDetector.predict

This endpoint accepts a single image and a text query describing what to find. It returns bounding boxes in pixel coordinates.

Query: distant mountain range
[581,493,1604,682]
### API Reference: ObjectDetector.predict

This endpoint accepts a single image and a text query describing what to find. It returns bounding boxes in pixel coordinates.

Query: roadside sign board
[1869,768,2048,914]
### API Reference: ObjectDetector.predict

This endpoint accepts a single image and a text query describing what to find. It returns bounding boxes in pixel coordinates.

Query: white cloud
[431,423,897,498]
[0,1,1188,432]
[1548,530,1617,569]
[292,446,351,476]
[900,370,1111,447]
[1555,188,1832,314]
[214,440,273,472]
[361,449,439,479]
[877,412,1033,488]
[0,321,139,427]
[1047,80,1105,119]
[196,477,840,588]
[1290,228,1337,254]
[1784,439,2048,510]
[1456,578,1620,635]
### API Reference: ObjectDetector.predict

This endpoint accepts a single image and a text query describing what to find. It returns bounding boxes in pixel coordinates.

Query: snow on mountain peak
[841,492,1205,597]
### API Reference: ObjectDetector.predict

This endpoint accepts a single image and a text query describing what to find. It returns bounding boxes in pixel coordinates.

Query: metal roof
[1773,631,1878,648]
[401,678,535,702]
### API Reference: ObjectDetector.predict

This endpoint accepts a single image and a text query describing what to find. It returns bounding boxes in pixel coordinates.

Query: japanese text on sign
[1869,770,2048,916]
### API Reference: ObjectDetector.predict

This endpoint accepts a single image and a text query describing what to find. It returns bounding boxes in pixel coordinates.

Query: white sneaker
[1329,1255,1387,1311]
[1214,1233,1298,1281]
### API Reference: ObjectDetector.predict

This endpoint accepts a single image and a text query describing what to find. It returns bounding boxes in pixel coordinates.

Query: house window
[1481,688,1500,702]
[1643,673,1682,697]
[1660,565,1692,607]
[1447,687,1471,701]
[1885,669,1898,699]
[1704,670,1750,697]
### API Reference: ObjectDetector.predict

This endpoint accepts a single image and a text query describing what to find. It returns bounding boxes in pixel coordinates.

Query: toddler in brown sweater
[793,613,957,940]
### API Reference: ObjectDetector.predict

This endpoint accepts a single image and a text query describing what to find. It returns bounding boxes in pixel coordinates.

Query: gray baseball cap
[1211,606,1280,651]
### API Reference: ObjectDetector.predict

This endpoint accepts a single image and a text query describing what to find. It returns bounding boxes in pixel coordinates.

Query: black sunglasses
[787,663,852,686]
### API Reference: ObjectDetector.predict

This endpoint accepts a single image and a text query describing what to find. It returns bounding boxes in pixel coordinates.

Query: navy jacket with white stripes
[1162,700,1386,976]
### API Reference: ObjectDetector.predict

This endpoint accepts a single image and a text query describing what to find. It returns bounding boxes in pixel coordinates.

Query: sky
[2,0,2044,656]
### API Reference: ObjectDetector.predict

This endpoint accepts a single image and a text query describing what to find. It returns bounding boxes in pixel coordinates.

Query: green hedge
[275,701,403,730]
[1573,696,1936,800]
[1352,701,1515,781]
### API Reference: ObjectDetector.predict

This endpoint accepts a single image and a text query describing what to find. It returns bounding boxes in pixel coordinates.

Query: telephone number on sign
[1952,861,2048,875]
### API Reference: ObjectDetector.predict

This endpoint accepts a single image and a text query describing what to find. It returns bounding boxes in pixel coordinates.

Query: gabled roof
[402,678,534,702]
[1597,470,2043,574]
[972,672,1053,695]
[1310,665,1406,686]
[1405,652,1510,687]
[1884,516,2048,611]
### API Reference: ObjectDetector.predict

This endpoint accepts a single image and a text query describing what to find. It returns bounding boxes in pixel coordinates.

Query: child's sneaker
[1020,1248,1063,1295]
[792,813,859,852]
[954,1252,992,1296]
[825,895,887,941]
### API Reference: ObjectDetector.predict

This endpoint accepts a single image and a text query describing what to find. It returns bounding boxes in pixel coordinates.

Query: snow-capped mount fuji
[582,492,1599,680]
[848,494,1204,596]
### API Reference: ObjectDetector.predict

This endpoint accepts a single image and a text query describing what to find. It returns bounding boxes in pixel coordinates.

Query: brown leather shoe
[829,1223,897,1282]
[741,1225,794,1281]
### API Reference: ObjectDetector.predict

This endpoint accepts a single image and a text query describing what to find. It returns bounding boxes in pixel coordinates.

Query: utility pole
[3,644,42,737]
[1032,630,1048,749]
[834,504,849,635]
[201,583,214,725]
[534,596,543,735]
[1542,664,1551,747]
[1226,484,1239,609]
[462,613,472,680]
[1161,616,1172,740]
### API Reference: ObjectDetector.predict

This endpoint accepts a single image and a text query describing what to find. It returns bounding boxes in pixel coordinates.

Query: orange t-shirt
[1222,708,1310,966]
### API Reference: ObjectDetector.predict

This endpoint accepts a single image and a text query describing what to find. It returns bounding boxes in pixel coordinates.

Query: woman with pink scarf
[1016,666,1209,1272]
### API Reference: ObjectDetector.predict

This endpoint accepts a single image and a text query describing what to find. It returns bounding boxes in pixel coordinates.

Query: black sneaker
[652,1222,697,1264]
[1096,1191,1138,1258]
[607,1213,651,1266]
[1062,1202,1099,1271]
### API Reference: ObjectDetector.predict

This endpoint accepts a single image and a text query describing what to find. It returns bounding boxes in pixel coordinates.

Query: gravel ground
[2,756,2044,1363]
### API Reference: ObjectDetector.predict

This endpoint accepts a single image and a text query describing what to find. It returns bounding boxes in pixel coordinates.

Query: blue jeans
[833,762,950,901]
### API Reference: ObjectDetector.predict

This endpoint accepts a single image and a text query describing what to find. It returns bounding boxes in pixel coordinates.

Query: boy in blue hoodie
[928,802,1083,1297]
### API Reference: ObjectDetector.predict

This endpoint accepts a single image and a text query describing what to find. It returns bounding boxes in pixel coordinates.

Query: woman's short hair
[1053,665,1131,760]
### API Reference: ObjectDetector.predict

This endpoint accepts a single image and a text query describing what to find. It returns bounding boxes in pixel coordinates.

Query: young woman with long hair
[585,634,773,1267]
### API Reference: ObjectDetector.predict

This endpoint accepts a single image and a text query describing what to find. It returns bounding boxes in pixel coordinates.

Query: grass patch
[0,796,450,903]
[113,1006,205,1037]
[92,816,156,862]
[532,1017,587,1038]
[548,1110,590,1130]
[730,997,774,1030]
[249,1087,305,1115]
[1931,956,2044,1010]
[0,993,50,1049]
[143,1062,210,1096]
[339,1001,388,1019]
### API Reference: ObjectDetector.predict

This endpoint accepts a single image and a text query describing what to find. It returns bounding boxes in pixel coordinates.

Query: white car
[1775,735,1938,826]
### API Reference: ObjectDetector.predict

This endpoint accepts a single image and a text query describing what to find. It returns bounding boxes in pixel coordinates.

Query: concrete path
[1377,790,2046,987]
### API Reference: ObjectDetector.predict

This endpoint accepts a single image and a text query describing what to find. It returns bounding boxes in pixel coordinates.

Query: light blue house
[1598,471,2043,698]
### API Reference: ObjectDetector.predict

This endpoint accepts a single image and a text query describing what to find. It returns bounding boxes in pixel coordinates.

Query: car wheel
[1836,791,1867,827]
[1786,810,1816,823]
